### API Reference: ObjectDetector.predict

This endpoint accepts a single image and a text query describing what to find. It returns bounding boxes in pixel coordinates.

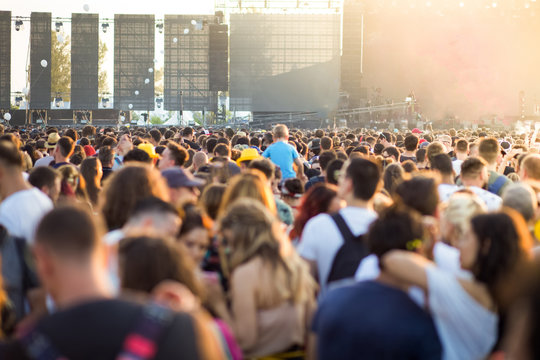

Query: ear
[32,243,54,280]
[152,280,199,313]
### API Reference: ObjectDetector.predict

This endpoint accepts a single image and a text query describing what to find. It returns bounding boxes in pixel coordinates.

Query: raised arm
[381,250,433,291]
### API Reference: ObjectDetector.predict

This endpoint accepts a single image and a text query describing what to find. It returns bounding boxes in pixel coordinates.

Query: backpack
[326,213,368,286]
[487,175,507,195]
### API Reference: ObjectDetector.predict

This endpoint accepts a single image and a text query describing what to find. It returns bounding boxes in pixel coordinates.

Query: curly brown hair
[99,164,169,230]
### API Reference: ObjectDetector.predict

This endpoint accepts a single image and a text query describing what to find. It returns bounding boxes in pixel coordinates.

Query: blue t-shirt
[313,280,442,360]
[262,141,299,179]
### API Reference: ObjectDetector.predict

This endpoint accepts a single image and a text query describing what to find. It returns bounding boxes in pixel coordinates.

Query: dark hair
[248,158,275,180]
[326,159,344,185]
[200,183,227,220]
[320,136,333,150]
[345,158,380,200]
[478,137,499,164]
[373,143,385,155]
[416,148,427,163]
[64,128,78,142]
[456,139,469,153]
[101,136,117,148]
[291,183,338,239]
[206,138,218,153]
[98,146,115,167]
[471,211,531,300]
[166,141,189,167]
[0,139,23,168]
[123,148,152,164]
[182,127,194,137]
[214,143,230,157]
[430,153,454,176]
[282,178,304,198]
[367,205,425,264]
[179,204,205,237]
[319,150,337,172]
[35,205,104,258]
[404,135,419,151]
[460,157,487,180]
[149,129,162,144]
[29,166,59,191]
[401,160,418,173]
[395,176,438,216]
[119,236,202,298]
[250,137,260,147]
[383,163,404,196]
[383,146,400,161]
[57,136,75,157]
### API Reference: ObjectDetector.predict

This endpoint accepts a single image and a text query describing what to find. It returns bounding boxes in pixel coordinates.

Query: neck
[462,179,482,188]
[345,196,373,210]
[55,155,68,163]
[51,263,111,309]
[403,150,415,157]
[441,174,454,185]
[486,163,497,172]
[456,152,467,160]
[275,137,288,143]
[1,172,29,199]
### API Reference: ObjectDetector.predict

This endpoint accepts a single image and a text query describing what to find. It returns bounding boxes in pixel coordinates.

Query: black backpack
[326,213,368,286]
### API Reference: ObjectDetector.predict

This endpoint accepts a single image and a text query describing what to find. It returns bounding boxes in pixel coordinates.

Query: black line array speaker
[71,13,99,109]
[0,11,10,109]
[30,12,52,109]
[209,24,228,92]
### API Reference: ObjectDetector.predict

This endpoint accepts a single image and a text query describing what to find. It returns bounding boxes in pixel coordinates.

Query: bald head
[193,151,208,170]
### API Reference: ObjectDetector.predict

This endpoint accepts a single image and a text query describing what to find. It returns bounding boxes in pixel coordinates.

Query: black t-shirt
[313,280,442,360]
[0,299,201,360]
[183,139,201,151]
[400,155,417,163]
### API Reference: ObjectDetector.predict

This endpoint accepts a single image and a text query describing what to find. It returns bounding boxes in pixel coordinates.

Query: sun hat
[137,143,160,159]
[45,132,61,149]
[236,148,260,166]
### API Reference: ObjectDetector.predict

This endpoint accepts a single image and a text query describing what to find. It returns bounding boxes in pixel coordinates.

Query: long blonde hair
[219,200,315,305]
[218,171,277,217]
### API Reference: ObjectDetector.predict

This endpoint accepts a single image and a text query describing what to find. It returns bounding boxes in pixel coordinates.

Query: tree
[98,41,109,96]
[154,66,164,95]
[150,115,166,125]
[51,32,71,101]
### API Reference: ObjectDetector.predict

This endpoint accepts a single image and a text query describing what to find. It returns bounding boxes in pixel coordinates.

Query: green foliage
[51,32,71,100]
[98,41,109,95]
[154,66,164,95]
[150,115,166,125]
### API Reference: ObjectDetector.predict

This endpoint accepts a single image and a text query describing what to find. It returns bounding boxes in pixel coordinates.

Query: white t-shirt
[426,266,498,360]
[0,188,53,243]
[34,155,54,168]
[452,159,463,176]
[438,184,460,202]
[297,206,377,293]
[467,186,502,212]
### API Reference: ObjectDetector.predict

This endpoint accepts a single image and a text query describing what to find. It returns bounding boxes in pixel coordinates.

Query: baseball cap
[137,143,160,159]
[161,167,205,188]
[83,145,96,157]
[412,128,423,134]
[309,138,321,150]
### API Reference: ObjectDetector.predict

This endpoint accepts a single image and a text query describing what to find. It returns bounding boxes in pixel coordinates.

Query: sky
[6,0,216,93]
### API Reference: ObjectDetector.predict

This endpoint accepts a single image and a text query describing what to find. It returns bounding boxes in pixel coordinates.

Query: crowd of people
[0,121,540,359]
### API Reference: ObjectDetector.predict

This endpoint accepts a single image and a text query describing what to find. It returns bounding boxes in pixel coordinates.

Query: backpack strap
[330,213,355,244]
[116,302,175,360]
[488,175,507,195]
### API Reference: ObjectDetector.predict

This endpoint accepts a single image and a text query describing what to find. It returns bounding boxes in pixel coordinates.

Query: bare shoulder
[458,279,496,311]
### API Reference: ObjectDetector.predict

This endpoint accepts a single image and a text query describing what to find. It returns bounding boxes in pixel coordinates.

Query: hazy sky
[7,0,215,92]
